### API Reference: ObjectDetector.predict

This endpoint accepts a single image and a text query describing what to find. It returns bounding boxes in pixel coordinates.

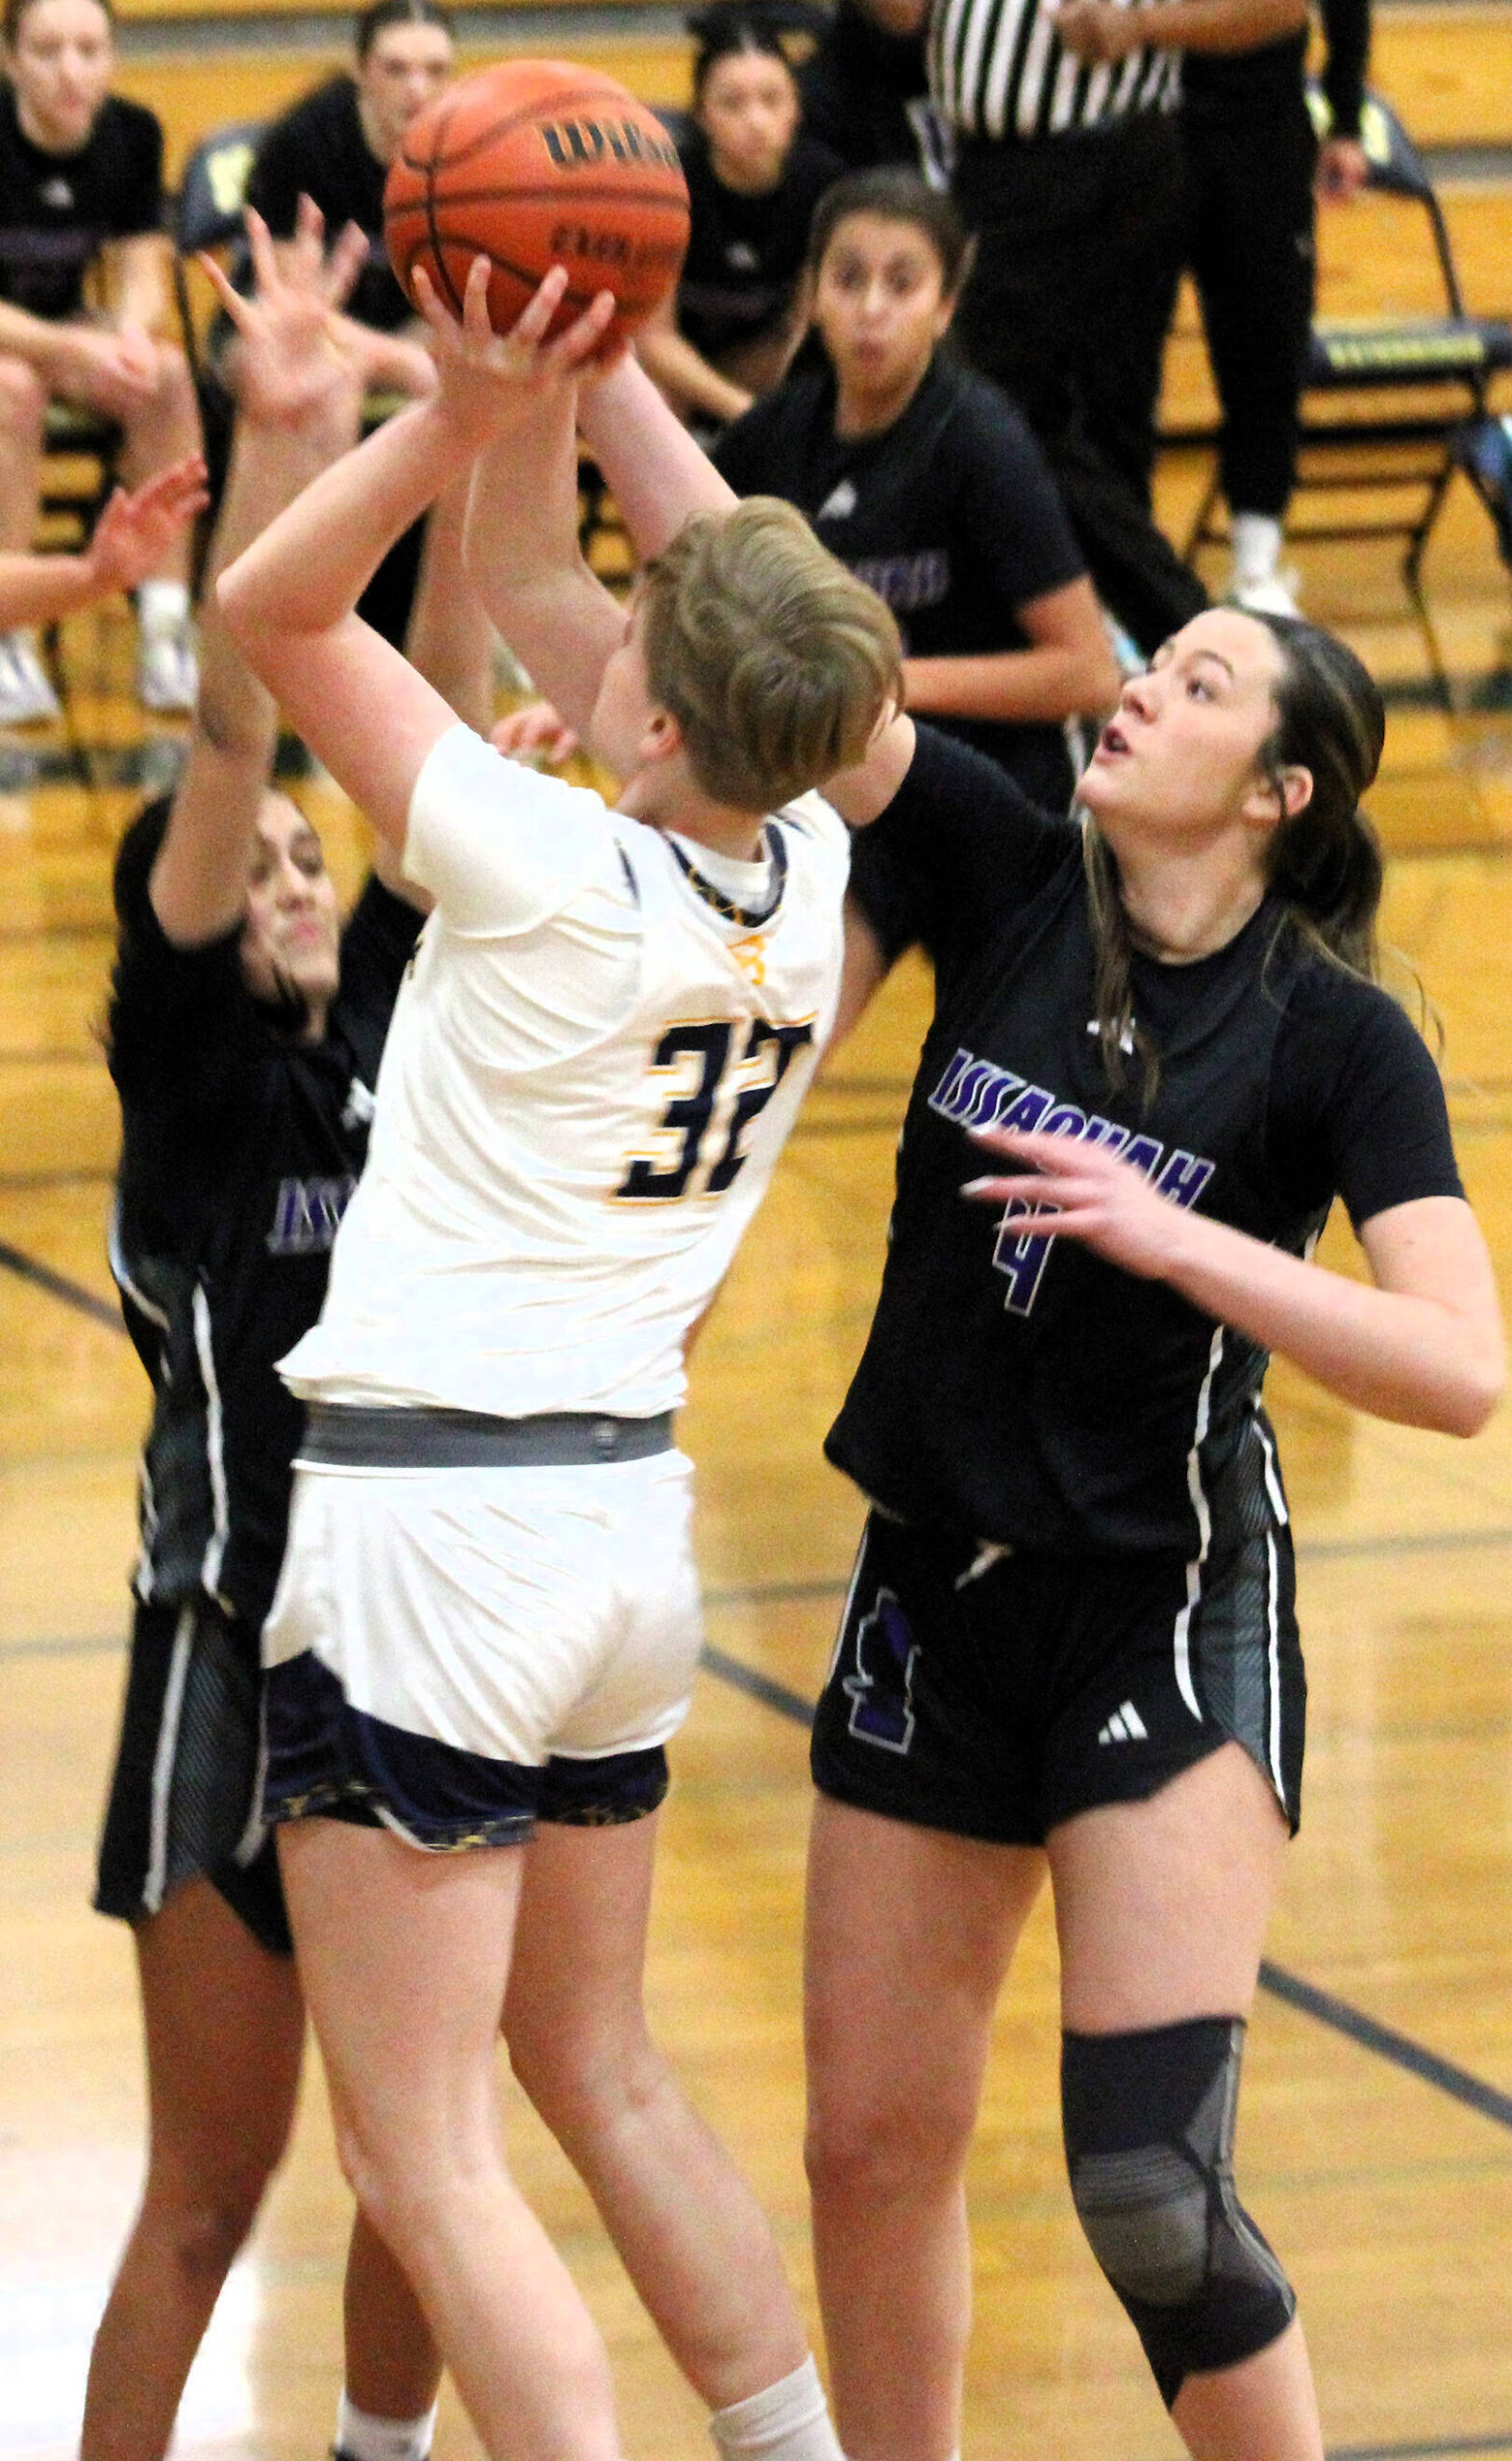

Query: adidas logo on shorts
[1098,1700,1148,1745]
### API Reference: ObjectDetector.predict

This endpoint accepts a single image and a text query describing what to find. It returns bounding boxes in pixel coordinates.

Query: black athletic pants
[1183,97,1319,521]
[952,109,1207,656]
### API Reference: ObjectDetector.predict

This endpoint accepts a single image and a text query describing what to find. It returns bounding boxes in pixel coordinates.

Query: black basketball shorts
[811,1507,1304,1846]
[95,1594,292,1958]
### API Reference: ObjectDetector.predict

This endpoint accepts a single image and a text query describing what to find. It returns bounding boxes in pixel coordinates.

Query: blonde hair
[639,498,903,812]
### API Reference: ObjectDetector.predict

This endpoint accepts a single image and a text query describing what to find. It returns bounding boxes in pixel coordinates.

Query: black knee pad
[1061,2016,1296,2408]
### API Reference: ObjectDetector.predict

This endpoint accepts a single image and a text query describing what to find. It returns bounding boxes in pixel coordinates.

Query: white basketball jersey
[280,723,850,1418]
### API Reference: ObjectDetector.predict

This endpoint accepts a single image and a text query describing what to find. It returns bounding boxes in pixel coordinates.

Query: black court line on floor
[6,1231,1512,1579]
[0,1237,120,1330]
[0,1629,122,1662]
[6,1233,1512,2132]
[1139,2432,1512,2459]
[696,1642,1512,2144]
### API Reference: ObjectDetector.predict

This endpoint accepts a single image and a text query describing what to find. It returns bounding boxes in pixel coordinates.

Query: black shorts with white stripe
[811,1503,1304,1846]
[95,1595,292,1958]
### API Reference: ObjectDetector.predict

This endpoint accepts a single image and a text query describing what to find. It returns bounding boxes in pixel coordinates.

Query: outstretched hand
[85,457,210,594]
[961,1125,1199,1281]
[201,195,369,427]
[411,257,621,453]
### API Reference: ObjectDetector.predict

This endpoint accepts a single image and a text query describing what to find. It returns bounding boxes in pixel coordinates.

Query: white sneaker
[136,623,198,715]
[0,631,62,725]
[1228,567,1301,619]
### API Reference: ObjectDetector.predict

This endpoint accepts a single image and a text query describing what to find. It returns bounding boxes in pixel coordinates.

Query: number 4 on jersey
[617,1017,814,1201]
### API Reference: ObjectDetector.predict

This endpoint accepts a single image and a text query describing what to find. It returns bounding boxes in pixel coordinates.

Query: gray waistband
[300,1404,676,1471]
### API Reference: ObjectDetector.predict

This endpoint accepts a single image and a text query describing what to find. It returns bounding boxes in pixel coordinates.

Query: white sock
[1229,512,1283,586]
[137,578,190,635]
[709,2355,844,2461]
[334,2394,438,2461]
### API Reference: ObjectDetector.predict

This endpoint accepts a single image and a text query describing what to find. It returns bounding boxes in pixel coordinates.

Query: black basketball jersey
[830,726,1464,1554]
[108,856,423,1630]
[714,354,1083,806]
[0,86,162,319]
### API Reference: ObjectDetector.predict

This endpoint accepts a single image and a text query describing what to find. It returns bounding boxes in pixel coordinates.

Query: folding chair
[1183,88,1512,701]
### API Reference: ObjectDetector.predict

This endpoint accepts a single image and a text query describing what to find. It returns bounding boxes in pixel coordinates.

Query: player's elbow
[1422,1330,1505,1437]
[214,555,260,647]
[214,558,288,694]
[1443,1350,1505,1437]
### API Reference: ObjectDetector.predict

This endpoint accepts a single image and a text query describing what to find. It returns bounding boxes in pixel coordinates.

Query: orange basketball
[384,60,690,346]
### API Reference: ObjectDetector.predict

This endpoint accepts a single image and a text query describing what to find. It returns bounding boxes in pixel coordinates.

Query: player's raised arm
[455,276,628,742]
[576,349,737,560]
[149,201,367,946]
[217,247,615,852]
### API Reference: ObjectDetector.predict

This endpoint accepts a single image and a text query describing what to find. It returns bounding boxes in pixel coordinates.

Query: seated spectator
[637,5,844,429]
[0,0,204,722]
[713,168,1119,807]
[241,0,452,413]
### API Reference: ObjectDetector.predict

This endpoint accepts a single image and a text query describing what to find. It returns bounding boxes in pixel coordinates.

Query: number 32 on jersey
[616,1016,815,1202]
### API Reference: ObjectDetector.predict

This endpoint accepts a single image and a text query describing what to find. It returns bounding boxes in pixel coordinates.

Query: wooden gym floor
[6,9,1512,2459]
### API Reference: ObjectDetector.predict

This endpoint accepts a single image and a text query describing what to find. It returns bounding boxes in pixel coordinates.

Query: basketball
[384,59,690,345]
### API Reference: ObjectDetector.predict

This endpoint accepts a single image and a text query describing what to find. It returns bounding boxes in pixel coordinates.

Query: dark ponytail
[1251,610,1384,979]
[1083,610,1387,1101]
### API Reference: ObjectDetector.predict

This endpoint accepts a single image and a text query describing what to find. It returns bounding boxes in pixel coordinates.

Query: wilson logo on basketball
[384,58,690,344]
[538,118,681,173]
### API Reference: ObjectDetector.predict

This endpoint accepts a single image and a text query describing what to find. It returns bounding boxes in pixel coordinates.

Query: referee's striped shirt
[930,0,1181,140]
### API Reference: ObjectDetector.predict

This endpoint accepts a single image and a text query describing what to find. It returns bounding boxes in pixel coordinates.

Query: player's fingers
[325,219,370,311]
[244,206,280,298]
[293,191,327,274]
[969,1125,1107,1170]
[197,249,245,322]
[462,251,504,340]
[91,484,128,536]
[508,261,570,350]
[409,262,458,340]
[548,286,617,370]
[959,1173,1047,1204]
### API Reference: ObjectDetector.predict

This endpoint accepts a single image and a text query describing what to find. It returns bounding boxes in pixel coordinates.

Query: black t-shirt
[0,85,161,319]
[246,76,409,332]
[676,121,844,360]
[715,353,1085,806]
[109,857,423,1630]
[830,726,1465,1555]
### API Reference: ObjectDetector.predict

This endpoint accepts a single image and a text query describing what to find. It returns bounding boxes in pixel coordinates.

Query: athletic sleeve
[106,864,260,1127]
[1271,966,1464,1231]
[403,722,634,934]
[952,376,1085,607]
[848,720,1076,971]
[1320,0,1370,137]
